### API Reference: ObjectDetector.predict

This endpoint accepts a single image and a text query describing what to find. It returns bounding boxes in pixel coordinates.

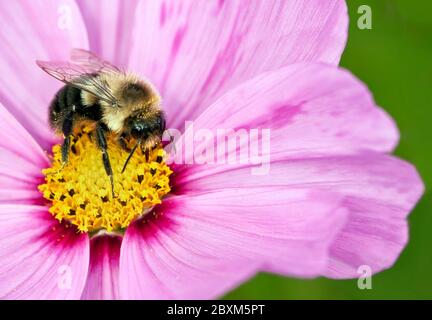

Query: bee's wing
[69,48,121,74]
[36,54,120,107]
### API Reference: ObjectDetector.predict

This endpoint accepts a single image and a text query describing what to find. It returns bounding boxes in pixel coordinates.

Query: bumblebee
[37,49,166,197]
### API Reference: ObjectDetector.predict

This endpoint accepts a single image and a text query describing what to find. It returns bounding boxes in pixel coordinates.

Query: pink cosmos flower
[0,0,424,300]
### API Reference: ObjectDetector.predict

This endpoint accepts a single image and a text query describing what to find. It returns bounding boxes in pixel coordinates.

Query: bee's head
[127,112,166,141]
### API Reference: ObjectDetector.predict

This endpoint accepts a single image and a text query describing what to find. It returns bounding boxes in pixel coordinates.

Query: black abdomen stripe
[66,85,83,109]
[49,85,102,130]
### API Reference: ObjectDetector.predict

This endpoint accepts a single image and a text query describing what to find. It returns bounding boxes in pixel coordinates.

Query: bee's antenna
[121,140,141,174]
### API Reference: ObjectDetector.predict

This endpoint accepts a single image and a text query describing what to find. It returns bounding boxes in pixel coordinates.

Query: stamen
[38,127,172,233]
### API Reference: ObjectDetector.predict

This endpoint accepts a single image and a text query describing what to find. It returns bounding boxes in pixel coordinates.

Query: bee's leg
[61,86,82,163]
[61,111,74,164]
[96,123,115,198]
[118,134,130,152]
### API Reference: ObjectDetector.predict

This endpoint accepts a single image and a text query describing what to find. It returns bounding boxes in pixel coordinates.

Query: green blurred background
[225,0,432,299]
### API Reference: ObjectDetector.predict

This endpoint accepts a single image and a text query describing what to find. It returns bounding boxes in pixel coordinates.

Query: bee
[37,49,166,197]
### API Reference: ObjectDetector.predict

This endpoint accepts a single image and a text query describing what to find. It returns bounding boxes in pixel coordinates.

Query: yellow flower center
[38,128,172,234]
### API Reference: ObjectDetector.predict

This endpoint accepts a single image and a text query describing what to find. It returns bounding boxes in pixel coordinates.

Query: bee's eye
[131,121,149,139]
[130,115,165,140]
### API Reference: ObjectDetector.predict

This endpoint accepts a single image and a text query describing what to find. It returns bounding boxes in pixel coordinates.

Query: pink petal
[0,103,48,204]
[76,0,138,68]
[128,0,348,128]
[0,0,88,149]
[321,156,424,278]
[119,189,347,299]
[174,63,398,173]
[0,205,89,299]
[81,235,121,300]
[175,153,424,278]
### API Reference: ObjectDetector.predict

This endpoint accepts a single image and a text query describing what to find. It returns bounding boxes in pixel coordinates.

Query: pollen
[38,128,172,234]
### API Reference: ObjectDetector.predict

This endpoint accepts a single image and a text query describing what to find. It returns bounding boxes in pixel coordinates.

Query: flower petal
[321,156,424,278]
[0,103,48,204]
[75,0,138,67]
[173,63,398,174]
[0,0,88,149]
[119,189,347,299]
[81,235,121,300]
[175,153,424,278]
[0,205,89,299]
[128,0,348,128]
